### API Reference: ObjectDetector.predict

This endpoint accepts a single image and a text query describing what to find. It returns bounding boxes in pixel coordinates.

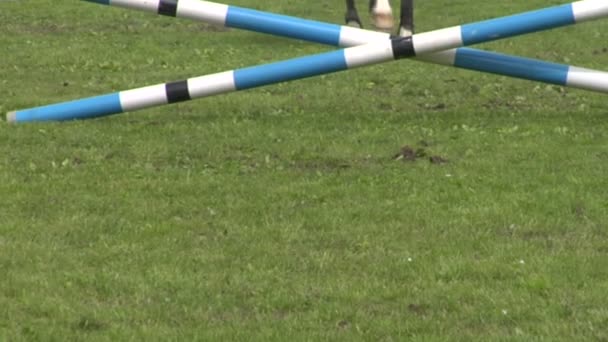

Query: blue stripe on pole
[226,6,342,46]
[454,48,569,86]
[234,50,348,90]
[460,4,575,45]
[13,93,123,122]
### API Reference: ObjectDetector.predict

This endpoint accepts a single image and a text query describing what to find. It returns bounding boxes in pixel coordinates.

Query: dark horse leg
[346,0,393,30]
[399,0,414,36]
[345,0,363,28]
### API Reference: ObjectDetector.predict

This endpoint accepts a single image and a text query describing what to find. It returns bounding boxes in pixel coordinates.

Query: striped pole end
[6,111,17,124]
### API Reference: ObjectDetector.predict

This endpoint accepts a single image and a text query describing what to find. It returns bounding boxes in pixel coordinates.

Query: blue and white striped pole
[82,0,608,49]
[6,40,410,122]
[8,1,608,122]
[81,0,608,94]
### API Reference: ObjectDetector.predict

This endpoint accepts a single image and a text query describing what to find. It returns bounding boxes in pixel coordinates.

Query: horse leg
[398,0,414,36]
[369,0,394,31]
[345,0,363,28]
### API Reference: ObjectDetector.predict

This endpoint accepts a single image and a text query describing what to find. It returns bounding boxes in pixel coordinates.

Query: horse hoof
[399,27,413,37]
[371,12,394,31]
[346,20,362,28]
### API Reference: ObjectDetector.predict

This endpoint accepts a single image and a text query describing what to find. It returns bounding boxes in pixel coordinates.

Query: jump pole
[80,0,608,93]
[7,1,608,123]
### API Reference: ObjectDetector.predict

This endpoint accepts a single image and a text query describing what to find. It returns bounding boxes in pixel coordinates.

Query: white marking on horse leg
[372,0,392,14]
[399,27,413,37]
[370,0,393,30]
[346,20,362,28]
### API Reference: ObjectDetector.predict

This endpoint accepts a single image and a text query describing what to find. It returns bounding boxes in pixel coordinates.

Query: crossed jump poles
[7,0,608,123]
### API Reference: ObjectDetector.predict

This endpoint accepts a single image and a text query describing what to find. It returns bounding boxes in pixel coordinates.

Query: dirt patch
[393,145,419,161]
[72,156,84,166]
[74,316,106,331]
[393,143,448,164]
[407,303,429,315]
[336,320,350,330]
[423,103,447,111]
[571,202,587,220]
[429,155,448,164]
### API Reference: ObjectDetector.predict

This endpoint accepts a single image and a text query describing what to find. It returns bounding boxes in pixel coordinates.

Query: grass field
[2,0,608,340]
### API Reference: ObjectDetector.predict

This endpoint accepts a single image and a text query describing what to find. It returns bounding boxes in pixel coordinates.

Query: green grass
[2,0,608,340]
